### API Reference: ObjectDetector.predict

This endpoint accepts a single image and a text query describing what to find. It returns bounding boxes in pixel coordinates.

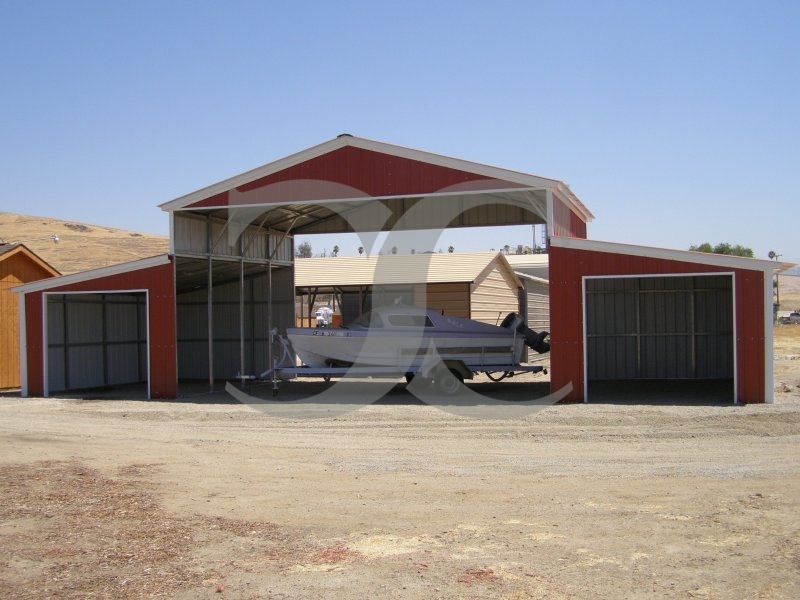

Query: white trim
[764,270,774,404]
[42,293,47,397]
[515,272,550,285]
[145,290,151,400]
[582,272,736,405]
[545,189,554,240]
[170,185,550,213]
[169,211,175,255]
[42,289,150,398]
[732,272,739,405]
[18,291,27,397]
[13,254,170,294]
[551,236,780,272]
[158,135,595,222]
[582,276,589,403]
[158,137,351,211]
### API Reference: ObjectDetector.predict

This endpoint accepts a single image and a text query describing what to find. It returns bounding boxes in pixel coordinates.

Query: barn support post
[207,256,214,392]
[61,296,68,392]
[267,255,273,378]
[239,257,245,379]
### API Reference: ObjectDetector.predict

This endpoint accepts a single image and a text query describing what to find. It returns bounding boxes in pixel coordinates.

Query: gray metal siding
[173,213,293,264]
[46,293,147,393]
[586,275,733,380]
[524,279,550,333]
[176,267,294,380]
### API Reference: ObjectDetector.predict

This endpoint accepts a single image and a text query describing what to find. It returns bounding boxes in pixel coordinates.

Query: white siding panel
[471,266,519,324]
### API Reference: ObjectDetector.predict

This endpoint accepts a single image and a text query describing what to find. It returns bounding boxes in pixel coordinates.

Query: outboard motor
[500,312,550,354]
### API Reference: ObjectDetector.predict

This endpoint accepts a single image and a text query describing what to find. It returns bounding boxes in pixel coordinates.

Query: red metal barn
[548,237,778,404]
[12,135,784,404]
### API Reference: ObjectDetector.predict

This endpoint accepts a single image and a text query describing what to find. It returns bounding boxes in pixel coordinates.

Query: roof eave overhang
[550,237,790,272]
[13,254,171,294]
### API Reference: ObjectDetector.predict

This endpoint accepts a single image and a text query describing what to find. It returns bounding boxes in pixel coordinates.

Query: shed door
[46,293,147,394]
[585,275,733,380]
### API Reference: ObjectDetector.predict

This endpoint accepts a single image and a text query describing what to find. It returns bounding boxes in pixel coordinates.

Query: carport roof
[159,135,593,235]
[295,251,520,289]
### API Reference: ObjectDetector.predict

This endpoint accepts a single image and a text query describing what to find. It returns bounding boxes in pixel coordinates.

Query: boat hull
[286,327,523,369]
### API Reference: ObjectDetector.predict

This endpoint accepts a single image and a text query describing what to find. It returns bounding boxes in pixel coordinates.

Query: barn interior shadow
[587,379,735,406]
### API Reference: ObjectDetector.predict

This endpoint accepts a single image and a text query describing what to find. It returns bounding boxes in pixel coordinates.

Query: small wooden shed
[294,252,523,326]
[0,244,59,389]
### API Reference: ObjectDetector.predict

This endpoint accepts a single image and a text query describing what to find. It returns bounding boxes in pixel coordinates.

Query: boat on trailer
[273,306,550,395]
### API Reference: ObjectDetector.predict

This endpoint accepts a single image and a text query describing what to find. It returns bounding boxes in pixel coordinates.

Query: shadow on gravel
[588,379,735,406]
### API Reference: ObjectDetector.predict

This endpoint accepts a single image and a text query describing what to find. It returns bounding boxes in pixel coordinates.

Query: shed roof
[13,254,170,294]
[0,243,60,277]
[295,251,521,289]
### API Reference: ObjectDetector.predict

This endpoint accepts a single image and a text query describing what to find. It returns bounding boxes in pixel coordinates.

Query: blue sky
[1,1,797,262]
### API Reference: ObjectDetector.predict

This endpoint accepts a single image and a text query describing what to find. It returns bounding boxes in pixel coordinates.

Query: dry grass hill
[0,212,169,275]
[780,274,800,312]
[2,210,799,307]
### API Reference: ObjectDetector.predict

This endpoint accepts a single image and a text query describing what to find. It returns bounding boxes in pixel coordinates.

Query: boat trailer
[257,332,547,397]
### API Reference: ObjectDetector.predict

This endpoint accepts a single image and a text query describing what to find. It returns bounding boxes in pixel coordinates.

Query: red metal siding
[570,210,587,239]
[189,146,523,208]
[549,246,766,403]
[552,196,587,239]
[24,292,44,396]
[24,260,177,398]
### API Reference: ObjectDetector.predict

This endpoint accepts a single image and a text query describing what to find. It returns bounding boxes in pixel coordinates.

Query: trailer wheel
[437,369,463,395]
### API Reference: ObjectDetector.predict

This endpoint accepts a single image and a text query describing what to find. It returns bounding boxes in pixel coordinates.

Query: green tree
[296,240,312,258]
[690,242,754,258]
[391,246,398,255]
[448,245,455,253]
[332,245,339,257]
[357,246,364,256]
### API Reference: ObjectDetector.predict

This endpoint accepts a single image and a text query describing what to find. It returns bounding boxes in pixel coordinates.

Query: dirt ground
[1,328,799,599]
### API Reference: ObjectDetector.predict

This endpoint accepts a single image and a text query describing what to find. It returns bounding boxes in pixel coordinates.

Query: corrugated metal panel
[269,232,293,264]
[174,212,293,266]
[586,275,733,381]
[234,145,510,201]
[45,293,148,393]
[470,266,519,324]
[551,196,587,239]
[295,252,503,287]
[549,246,766,403]
[173,213,208,254]
[176,268,291,379]
[525,281,549,331]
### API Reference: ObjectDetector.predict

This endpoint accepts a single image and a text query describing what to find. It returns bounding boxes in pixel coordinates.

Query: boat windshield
[387,314,434,328]
[350,311,384,328]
